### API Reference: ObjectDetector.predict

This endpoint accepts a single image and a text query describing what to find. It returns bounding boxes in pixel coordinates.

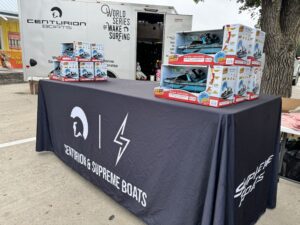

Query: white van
[18,0,192,80]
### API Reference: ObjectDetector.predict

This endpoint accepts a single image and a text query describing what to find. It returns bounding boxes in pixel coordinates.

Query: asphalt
[0,83,299,225]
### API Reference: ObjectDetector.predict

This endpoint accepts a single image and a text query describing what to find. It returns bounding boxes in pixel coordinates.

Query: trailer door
[163,14,192,64]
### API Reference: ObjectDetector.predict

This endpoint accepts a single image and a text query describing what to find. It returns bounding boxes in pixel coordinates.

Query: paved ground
[0,83,299,225]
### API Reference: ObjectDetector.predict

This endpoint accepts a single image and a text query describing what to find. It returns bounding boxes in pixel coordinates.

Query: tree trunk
[260,0,300,97]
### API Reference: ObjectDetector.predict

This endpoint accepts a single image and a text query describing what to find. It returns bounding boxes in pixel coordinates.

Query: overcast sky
[105,0,257,30]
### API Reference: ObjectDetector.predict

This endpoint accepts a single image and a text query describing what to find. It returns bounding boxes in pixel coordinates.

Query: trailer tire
[107,70,117,78]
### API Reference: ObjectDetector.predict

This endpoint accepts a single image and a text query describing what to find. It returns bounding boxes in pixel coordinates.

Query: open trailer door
[163,14,192,64]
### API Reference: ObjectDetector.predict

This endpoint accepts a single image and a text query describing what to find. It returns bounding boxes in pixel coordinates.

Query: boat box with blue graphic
[60,42,91,61]
[91,44,104,62]
[60,61,79,81]
[94,62,108,81]
[222,24,252,61]
[79,62,94,81]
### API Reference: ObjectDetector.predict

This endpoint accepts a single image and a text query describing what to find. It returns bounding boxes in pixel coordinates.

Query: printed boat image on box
[60,61,79,81]
[79,62,94,81]
[94,62,108,81]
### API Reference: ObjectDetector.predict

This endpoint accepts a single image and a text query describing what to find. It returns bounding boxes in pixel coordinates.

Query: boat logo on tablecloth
[70,106,89,140]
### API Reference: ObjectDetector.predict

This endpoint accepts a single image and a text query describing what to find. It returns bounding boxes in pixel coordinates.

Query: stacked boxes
[50,42,107,82]
[154,24,266,107]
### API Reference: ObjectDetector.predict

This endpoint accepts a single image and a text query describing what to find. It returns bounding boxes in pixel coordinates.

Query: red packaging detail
[233,95,246,104]
[166,89,199,104]
[246,92,259,100]
[208,96,233,108]
[76,57,91,62]
[60,77,78,82]
[169,53,214,65]
[154,88,199,104]
[56,56,91,62]
[91,59,102,62]
[57,56,74,61]
[79,77,94,82]
[217,55,247,66]
[94,77,108,81]
[49,74,60,80]
[154,88,234,108]
[247,56,261,67]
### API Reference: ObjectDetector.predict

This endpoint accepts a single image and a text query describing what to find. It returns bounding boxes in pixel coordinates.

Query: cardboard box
[234,66,250,103]
[94,62,108,81]
[61,42,91,61]
[247,66,263,100]
[222,24,253,60]
[49,61,61,80]
[282,98,300,113]
[248,29,266,66]
[60,61,79,81]
[79,62,94,81]
[91,44,104,61]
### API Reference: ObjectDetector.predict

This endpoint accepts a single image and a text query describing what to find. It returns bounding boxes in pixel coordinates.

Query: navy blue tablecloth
[36,79,281,225]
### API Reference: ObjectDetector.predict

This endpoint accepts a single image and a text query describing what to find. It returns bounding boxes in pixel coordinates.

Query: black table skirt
[36,79,281,225]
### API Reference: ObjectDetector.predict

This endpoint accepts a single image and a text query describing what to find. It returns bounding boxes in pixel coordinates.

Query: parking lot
[0,83,299,225]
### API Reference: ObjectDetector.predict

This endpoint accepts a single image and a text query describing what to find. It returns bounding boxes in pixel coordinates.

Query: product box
[234,66,251,103]
[205,66,237,107]
[79,62,94,81]
[222,24,253,61]
[60,42,91,61]
[175,30,224,55]
[247,66,263,100]
[169,29,223,65]
[94,62,108,81]
[161,65,208,93]
[60,61,79,81]
[154,64,236,107]
[154,65,208,104]
[169,26,250,66]
[50,61,61,80]
[247,29,266,66]
[91,44,104,61]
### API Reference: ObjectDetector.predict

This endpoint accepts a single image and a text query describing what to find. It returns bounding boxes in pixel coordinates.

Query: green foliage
[236,0,261,10]
[193,0,204,3]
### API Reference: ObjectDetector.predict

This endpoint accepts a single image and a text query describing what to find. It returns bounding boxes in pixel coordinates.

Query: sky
[105,0,258,30]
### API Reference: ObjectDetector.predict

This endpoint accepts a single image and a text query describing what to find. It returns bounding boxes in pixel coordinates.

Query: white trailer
[18,0,192,80]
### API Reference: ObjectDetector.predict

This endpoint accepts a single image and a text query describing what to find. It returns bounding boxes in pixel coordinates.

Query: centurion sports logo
[26,6,87,29]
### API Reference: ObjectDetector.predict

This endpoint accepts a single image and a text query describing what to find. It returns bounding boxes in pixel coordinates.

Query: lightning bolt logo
[113,113,130,166]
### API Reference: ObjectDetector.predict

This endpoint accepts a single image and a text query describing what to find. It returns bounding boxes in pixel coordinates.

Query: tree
[194,0,300,97]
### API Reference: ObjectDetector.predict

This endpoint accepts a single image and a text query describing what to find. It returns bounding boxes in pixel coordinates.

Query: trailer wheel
[107,70,117,78]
